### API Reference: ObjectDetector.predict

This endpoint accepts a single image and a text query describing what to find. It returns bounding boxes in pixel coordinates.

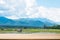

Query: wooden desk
[0,33,60,39]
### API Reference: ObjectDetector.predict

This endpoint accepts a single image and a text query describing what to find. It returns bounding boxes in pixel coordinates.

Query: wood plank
[0,39,60,40]
[0,33,60,39]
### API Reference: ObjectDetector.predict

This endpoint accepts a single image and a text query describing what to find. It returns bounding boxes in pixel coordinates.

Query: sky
[0,0,60,22]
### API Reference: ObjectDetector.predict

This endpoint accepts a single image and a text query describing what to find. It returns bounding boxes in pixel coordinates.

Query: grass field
[0,28,60,33]
[22,29,60,33]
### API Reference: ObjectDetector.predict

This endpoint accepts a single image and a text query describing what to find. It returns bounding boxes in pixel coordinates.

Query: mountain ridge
[0,16,56,28]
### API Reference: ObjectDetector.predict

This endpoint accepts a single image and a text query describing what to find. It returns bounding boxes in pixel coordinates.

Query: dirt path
[0,33,60,39]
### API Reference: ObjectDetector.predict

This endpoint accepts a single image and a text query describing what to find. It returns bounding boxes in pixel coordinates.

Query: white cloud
[4,0,37,18]
[25,6,60,22]
[25,0,36,8]
[5,15,19,20]
[38,6,60,22]
[0,0,6,4]
[0,0,60,22]
[0,10,4,13]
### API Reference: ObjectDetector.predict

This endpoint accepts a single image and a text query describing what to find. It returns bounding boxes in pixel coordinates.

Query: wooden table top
[0,33,60,39]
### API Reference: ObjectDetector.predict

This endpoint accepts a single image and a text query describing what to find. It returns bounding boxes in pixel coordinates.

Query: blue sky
[0,0,60,22]
[37,0,60,8]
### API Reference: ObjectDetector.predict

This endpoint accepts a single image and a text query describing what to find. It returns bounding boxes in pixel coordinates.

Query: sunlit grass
[0,28,60,33]
[22,29,60,33]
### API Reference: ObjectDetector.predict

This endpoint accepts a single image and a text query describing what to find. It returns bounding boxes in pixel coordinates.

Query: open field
[22,29,60,33]
[0,29,60,33]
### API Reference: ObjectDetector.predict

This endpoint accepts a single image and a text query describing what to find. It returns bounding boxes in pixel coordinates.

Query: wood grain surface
[0,33,60,39]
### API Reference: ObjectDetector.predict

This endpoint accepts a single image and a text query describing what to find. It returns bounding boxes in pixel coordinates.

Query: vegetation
[22,29,60,33]
[0,25,60,33]
[0,28,60,33]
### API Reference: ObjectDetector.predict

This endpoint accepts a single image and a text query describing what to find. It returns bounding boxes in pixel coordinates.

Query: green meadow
[0,28,60,33]
[22,29,60,33]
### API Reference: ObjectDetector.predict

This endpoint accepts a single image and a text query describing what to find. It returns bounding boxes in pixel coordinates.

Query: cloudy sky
[0,0,60,22]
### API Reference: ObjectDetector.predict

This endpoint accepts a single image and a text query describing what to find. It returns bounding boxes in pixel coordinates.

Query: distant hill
[0,16,56,28]
[16,18,44,27]
[0,16,15,25]
[15,18,56,27]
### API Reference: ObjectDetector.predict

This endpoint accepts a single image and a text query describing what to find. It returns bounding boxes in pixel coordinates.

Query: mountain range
[0,16,56,28]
